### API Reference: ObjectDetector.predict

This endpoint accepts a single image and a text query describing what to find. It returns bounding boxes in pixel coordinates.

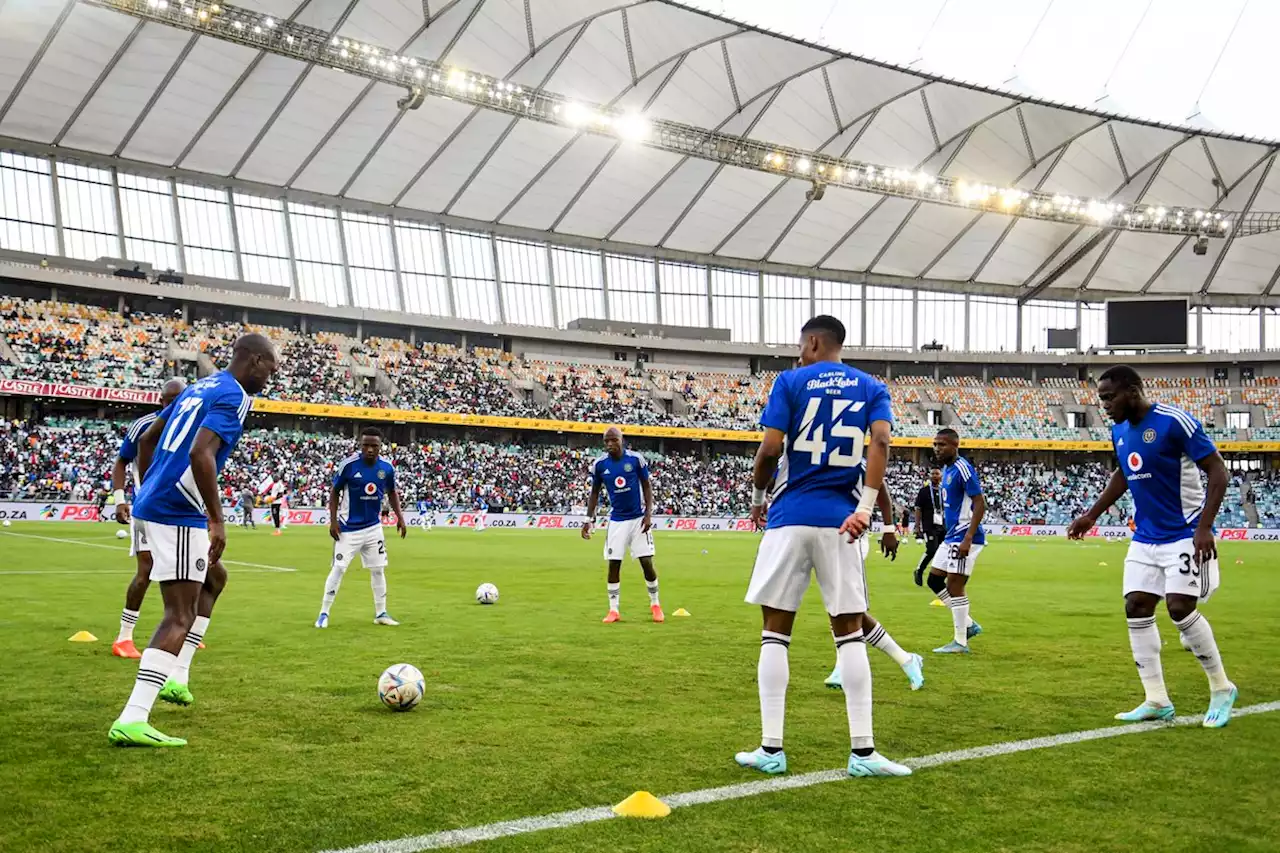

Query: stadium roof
[3,0,1280,302]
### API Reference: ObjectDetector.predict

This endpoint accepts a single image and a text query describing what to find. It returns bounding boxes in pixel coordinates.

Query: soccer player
[913,468,945,587]
[268,476,286,535]
[111,377,187,659]
[107,334,277,748]
[929,428,985,654]
[1068,365,1235,727]
[315,427,407,628]
[735,315,910,778]
[581,426,662,623]
[823,485,925,691]
[238,485,256,528]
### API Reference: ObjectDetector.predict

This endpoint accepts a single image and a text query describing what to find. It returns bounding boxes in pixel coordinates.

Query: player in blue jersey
[1069,366,1235,727]
[108,334,277,748]
[110,378,187,659]
[734,315,911,779]
[929,428,986,654]
[315,427,407,628]
[581,427,663,623]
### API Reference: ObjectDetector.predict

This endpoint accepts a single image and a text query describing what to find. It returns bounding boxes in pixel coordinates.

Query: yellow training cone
[1098,562,1108,566]
[929,599,946,607]
[673,608,690,617]
[613,791,670,819]
[1235,559,1244,565]
[68,631,97,642]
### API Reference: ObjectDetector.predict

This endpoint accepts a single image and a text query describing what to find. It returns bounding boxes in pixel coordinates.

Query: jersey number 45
[794,398,866,467]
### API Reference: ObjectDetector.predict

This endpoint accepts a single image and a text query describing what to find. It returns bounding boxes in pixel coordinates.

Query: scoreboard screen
[1106,299,1188,348]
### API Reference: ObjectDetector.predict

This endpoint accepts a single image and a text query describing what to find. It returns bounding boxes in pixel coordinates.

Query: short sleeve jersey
[333,453,397,533]
[1112,403,1217,545]
[117,411,159,490]
[132,372,251,529]
[759,362,892,530]
[591,449,649,521]
[940,457,985,545]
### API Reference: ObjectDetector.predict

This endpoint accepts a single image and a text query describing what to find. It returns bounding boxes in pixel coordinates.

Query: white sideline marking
[0,531,297,572]
[320,701,1280,853]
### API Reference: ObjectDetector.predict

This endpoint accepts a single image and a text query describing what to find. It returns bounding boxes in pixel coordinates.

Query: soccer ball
[377,663,424,712]
[475,582,499,605]
[1,519,10,528]
[116,529,128,539]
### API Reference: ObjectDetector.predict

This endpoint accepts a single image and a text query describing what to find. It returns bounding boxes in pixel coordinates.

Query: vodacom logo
[1127,452,1143,472]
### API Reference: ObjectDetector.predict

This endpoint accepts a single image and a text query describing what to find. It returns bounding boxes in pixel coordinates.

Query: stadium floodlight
[85,0,1279,238]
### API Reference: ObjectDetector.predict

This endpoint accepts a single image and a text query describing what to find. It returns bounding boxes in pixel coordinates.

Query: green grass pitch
[1,523,1277,853]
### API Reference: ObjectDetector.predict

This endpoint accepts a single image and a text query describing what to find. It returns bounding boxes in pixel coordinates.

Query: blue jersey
[591,450,649,521]
[133,372,251,529]
[118,412,159,489]
[1113,403,1217,545]
[940,457,985,545]
[333,453,397,533]
[760,362,892,529]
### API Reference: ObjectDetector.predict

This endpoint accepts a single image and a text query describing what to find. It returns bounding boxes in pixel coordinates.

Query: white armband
[113,489,126,506]
[855,486,878,516]
[752,486,767,507]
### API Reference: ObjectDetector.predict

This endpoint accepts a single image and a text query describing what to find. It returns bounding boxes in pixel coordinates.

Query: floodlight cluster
[96,0,1257,238]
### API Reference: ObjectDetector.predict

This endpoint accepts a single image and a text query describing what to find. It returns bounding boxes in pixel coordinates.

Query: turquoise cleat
[1203,684,1238,728]
[848,751,912,777]
[734,746,787,775]
[967,620,983,640]
[824,665,842,690]
[903,653,925,690]
[933,641,970,654]
[1114,701,1176,722]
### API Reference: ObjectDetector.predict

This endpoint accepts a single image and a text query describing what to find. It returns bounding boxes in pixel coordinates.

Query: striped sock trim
[1174,612,1203,632]
[136,669,168,688]
[120,612,139,624]
[761,630,791,648]
[1127,617,1157,629]
[833,630,865,648]
[948,596,969,609]
[864,625,887,646]
[183,631,204,648]
[937,590,953,604]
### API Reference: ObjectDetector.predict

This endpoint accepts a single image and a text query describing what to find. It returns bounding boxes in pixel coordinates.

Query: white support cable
[83,0,1279,239]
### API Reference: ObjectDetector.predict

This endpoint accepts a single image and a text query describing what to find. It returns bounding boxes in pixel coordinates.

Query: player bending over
[582,426,663,623]
[735,315,910,779]
[1068,365,1236,728]
[111,377,187,659]
[823,485,924,691]
[108,334,277,748]
[316,427,407,628]
[928,428,985,653]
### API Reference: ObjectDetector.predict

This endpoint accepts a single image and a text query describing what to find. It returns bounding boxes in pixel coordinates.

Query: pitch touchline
[0,531,297,572]
[319,701,1280,853]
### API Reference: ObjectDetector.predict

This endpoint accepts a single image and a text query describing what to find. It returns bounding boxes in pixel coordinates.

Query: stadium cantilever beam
[87,0,1280,239]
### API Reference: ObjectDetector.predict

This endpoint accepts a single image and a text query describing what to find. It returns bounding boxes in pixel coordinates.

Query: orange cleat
[272,529,282,536]
[111,639,141,659]
[197,641,206,650]
[650,604,665,623]
[602,610,621,624]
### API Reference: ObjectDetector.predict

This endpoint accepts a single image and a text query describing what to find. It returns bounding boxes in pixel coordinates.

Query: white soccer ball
[1,519,10,528]
[377,663,425,712]
[116,529,128,539]
[476,582,499,605]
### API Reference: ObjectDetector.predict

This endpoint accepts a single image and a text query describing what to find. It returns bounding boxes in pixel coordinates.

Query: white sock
[948,596,971,646]
[321,564,347,615]
[118,608,139,643]
[646,580,660,606]
[936,589,974,627]
[119,648,178,724]
[370,567,387,615]
[759,631,790,748]
[835,631,874,750]
[1174,611,1231,692]
[1127,616,1171,706]
[864,622,912,666]
[171,616,209,687]
[607,582,620,613]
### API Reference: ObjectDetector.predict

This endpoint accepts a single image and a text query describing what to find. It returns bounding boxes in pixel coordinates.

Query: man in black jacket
[913,468,944,586]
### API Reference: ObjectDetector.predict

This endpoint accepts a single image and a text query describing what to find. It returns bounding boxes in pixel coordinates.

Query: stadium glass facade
[0,150,1272,355]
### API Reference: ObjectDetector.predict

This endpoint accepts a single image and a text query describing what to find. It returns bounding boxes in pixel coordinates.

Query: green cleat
[824,665,842,690]
[158,679,194,707]
[108,720,186,748]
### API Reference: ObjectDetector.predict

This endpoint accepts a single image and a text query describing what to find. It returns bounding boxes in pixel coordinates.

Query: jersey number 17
[794,398,866,467]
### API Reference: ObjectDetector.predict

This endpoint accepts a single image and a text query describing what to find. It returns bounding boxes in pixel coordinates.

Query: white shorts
[745,526,868,616]
[1123,539,1220,602]
[604,517,655,561]
[129,515,150,557]
[931,542,984,577]
[144,521,210,584]
[334,525,388,569]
